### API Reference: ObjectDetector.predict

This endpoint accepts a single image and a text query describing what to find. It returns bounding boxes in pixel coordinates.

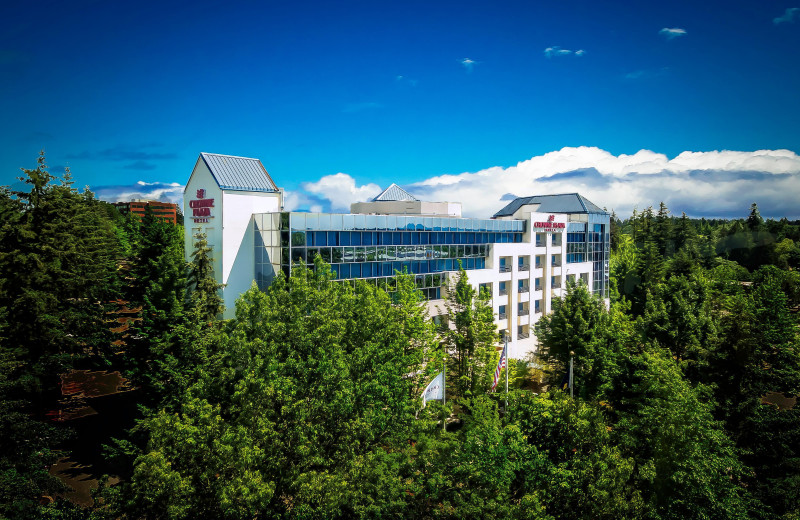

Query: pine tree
[746,202,764,231]
[186,232,224,322]
[654,201,672,256]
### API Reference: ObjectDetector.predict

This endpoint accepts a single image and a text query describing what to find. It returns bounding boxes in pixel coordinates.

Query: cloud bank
[93,148,800,220]
[295,147,800,219]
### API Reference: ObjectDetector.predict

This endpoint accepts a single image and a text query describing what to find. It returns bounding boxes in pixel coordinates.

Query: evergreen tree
[610,210,622,252]
[673,211,697,254]
[443,267,498,400]
[746,202,764,231]
[186,231,224,321]
[654,201,672,256]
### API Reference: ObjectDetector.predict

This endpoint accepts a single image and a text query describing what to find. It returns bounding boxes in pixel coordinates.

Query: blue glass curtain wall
[276,212,523,288]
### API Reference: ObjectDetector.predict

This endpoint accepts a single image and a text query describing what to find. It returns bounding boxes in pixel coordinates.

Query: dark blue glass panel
[402,232,412,245]
[411,232,419,245]
[421,233,429,245]
[363,232,373,246]
[352,232,362,246]
[340,232,351,246]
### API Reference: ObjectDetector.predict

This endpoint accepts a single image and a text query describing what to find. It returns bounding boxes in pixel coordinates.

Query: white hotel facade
[185,153,610,359]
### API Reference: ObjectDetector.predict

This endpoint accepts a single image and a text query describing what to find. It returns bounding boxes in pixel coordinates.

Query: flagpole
[504,333,509,410]
[442,349,446,432]
[569,350,574,399]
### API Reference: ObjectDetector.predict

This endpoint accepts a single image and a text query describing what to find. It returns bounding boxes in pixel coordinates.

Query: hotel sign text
[533,215,565,231]
[190,189,215,223]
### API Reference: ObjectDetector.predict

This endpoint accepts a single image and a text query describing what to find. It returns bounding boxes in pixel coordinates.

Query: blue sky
[2,0,799,217]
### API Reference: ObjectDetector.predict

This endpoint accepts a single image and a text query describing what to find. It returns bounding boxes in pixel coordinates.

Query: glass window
[320,248,331,263]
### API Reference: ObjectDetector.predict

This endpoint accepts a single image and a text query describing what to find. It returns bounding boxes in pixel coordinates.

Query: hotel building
[185,153,609,359]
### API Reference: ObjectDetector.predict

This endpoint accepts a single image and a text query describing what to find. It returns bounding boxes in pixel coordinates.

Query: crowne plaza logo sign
[533,214,565,230]
[190,188,215,223]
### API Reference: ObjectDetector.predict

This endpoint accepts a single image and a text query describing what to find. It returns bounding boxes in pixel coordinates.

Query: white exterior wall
[184,158,282,318]
[184,159,225,289]
[426,211,597,361]
[220,191,281,316]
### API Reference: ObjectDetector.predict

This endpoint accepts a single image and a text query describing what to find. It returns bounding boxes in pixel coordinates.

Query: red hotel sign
[190,189,215,223]
[533,214,565,230]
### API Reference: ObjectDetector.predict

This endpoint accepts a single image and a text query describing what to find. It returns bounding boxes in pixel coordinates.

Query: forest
[1,154,799,519]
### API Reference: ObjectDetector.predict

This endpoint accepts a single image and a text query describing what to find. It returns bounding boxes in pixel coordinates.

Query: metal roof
[200,153,279,193]
[493,193,607,217]
[372,183,419,202]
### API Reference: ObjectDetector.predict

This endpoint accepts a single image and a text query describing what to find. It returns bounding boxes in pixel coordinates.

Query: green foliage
[536,281,629,400]
[508,390,643,520]
[610,351,748,519]
[115,261,436,518]
[0,153,120,374]
[444,267,498,400]
[186,231,224,321]
[0,350,67,519]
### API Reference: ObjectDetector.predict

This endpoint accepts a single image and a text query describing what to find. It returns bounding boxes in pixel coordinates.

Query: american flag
[491,344,507,392]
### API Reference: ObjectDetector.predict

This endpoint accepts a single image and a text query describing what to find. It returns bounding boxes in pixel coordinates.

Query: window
[499,281,508,296]
[499,305,507,319]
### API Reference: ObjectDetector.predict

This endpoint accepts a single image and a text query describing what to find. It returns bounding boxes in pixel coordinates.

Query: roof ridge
[201,152,261,161]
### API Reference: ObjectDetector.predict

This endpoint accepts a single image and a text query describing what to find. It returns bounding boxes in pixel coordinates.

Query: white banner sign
[421,372,444,408]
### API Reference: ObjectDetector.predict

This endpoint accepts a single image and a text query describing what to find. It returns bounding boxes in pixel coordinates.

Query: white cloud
[544,46,584,58]
[659,27,687,39]
[402,147,800,218]
[774,7,800,24]
[301,173,382,213]
[460,58,476,72]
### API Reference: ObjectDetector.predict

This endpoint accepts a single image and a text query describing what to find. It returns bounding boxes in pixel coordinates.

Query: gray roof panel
[493,193,607,217]
[373,183,419,202]
[200,153,279,193]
